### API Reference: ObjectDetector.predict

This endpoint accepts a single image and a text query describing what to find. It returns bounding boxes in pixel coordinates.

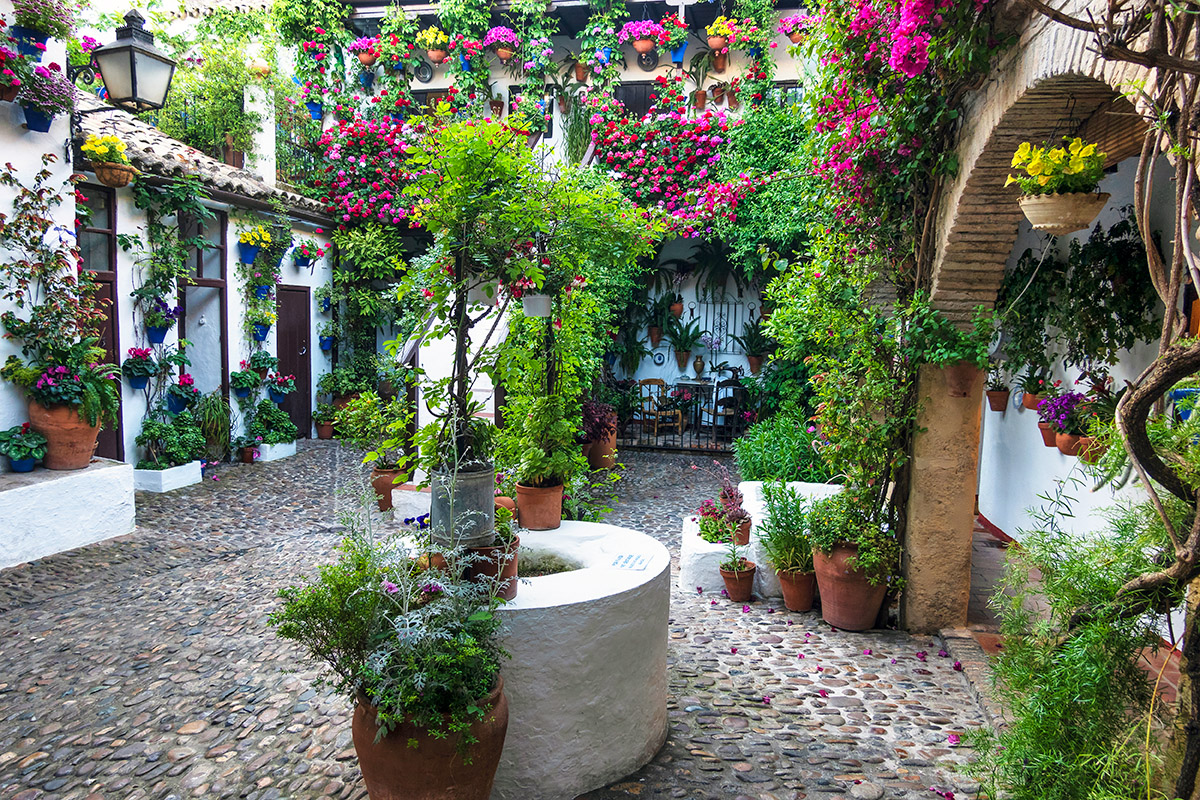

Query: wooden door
[276,286,311,437]
[78,184,122,461]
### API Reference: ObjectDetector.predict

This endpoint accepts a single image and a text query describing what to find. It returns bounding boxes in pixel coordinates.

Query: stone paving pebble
[0,443,988,799]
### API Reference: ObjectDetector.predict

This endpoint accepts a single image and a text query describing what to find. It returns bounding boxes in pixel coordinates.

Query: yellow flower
[1004,174,1020,187]
[1065,155,1085,175]
[1026,156,1046,177]
[1037,175,1050,186]
[1080,143,1097,158]
[1048,147,1066,164]
[1011,142,1031,167]
[1068,137,1083,155]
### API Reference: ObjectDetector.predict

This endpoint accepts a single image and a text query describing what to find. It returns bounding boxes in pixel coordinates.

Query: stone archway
[899,24,1153,632]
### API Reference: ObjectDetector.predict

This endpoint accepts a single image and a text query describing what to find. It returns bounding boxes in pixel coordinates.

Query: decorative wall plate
[414,61,433,83]
[652,352,666,366]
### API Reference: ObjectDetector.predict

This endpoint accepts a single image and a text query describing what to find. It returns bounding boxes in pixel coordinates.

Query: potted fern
[665,318,706,372]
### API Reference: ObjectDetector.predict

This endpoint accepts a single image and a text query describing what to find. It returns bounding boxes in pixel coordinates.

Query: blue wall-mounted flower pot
[167,394,188,415]
[268,388,286,404]
[1171,388,1199,421]
[460,54,472,71]
[359,72,374,90]
[319,297,331,313]
[10,26,47,58]
[601,46,613,64]
[254,285,271,300]
[233,386,251,399]
[253,323,271,342]
[147,325,169,345]
[21,106,53,133]
[748,45,762,58]
[238,242,260,264]
[319,335,335,351]
[294,255,312,269]
[671,41,688,64]
[127,374,149,390]
[305,101,324,121]
[9,457,35,472]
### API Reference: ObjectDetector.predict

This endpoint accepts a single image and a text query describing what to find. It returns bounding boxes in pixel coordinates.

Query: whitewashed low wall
[133,460,202,493]
[0,459,135,569]
[258,442,297,462]
[493,521,669,800]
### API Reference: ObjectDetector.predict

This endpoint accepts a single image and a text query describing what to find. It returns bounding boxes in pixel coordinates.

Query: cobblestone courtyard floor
[0,443,987,800]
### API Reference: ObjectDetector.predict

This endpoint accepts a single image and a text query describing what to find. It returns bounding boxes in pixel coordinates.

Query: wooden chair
[637,378,683,437]
[702,379,746,440]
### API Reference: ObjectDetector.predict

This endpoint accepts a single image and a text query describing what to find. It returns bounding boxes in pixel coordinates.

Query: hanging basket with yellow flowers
[1006,137,1109,236]
[81,134,138,188]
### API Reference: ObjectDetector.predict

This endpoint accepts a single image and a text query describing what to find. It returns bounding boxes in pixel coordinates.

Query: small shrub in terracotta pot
[718,542,756,603]
[758,481,816,613]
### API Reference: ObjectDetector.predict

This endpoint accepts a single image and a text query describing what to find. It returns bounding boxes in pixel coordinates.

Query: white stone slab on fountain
[492,520,670,800]
[740,480,844,599]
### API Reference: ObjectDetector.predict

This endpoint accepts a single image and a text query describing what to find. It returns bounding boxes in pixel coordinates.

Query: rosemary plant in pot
[270,504,509,800]
[758,481,816,612]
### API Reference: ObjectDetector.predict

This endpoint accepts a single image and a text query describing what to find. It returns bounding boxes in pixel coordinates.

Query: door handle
[299,346,307,356]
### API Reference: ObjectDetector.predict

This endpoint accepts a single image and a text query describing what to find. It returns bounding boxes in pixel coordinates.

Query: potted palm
[1006,137,1109,235]
[271,508,509,800]
[732,318,773,374]
[806,489,901,631]
[337,391,414,511]
[665,318,706,372]
[718,540,756,602]
[758,482,816,612]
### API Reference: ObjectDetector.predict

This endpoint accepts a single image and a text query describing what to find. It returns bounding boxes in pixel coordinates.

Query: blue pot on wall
[319,296,331,313]
[359,72,374,90]
[1170,388,1200,421]
[147,325,169,345]
[167,394,188,415]
[294,255,312,269]
[459,53,472,71]
[748,45,762,58]
[10,26,47,58]
[21,106,53,133]
[127,374,149,390]
[305,101,324,121]
[319,335,335,351]
[238,242,260,264]
[9,457,35,472]
[601,46,613,64]
[253,323,271,342]
[268,388,286,404]
[254,285,271,300]
[234,386,251,399]
[670,41,688,65]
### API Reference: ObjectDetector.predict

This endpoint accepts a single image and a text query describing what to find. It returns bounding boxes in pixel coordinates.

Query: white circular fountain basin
[492,520,670,799]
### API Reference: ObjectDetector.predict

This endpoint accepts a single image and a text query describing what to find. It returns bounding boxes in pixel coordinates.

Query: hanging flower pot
[268,387,287,404]
[357,51,378,67]
[1037,421,1057,448]
[602,46,614,63]
[1017,192,1111,236]
[648,325,663,348]
[254,285,271,300]
[495,46,515,64]
[359,71,374,90]
[574,62,588,81]
[459,53,472,71]
[712,85,726,103]
[234,386,251,399]
[712,52,727,73]
[671,41,689,65]
[319,335,335,351]
[633,38,656,54]
[747,355,763,374]
[942,361,980,398]
[294,254,312,269]
[427,48,448,64]
[719,560,756,603]
[467,281,498,305]
[253,323,271,342]
[692,89,707,110]
[239,242,261,264]
[147,325,169,345]
[1056,431,1083,457]
[674,349,691,371]
[707,35,728,51]
[0,84,17,103]
[788,30,803,43]
[1022,392,1043,411]
[522,294,552,317]
[10,26,48,58]
[167,394,188,415]
[92,162,138,188]
[21,106,54,133]
[305,101,323,121]
[1079,436,1106,465]
[489,99,504,117]
[986,389,1010,412]
[127,374,149,391]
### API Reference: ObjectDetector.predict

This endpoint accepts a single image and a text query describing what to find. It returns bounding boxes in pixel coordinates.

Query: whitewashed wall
[976,154,1176,540]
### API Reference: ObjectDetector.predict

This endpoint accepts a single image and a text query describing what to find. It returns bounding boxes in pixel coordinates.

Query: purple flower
[817,689,828,697]
[730,647,738,654]
[953,661,963,671]
[696,586,703,594]
[382,580,400,594]
[421,581,444,594]
[862,648,872,655]
[947,733,961,745]
[797,653,805,659]
[937,649,948,658]
[762,695,771,705]
[741,605,751,613]
[915,650,927,661]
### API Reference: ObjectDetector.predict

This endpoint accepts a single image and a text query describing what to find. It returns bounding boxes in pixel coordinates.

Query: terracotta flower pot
[427,48,448,64]
[747,355,763,374]
[942,361,979,398]
[0,83,17,103]
[734,518,751,546]
[633,38,656,54]
[1037,421,1057,448]
[28,402,100,470]
[489,100,504,117]
[581,440,594,459]
[759,306,772,321]
[712,52,727,73]
[1079,436,1106,465]
[707,35,728,51]
[812,545,887,631]
[574,63,588,81]
[333,392,361,410]
[712,86,726,103]
[467,535,520,601]
[495,46,515,63]
[669,301,684,318]
[719,561,756,603]
[495,495,516,514]
[1022,392,1043,411]
[1018,192,1111,236]
[92,161,137,188]
[986,390,1010,412]
[352,678,508,800]
[1056,431,1082,457]
[776,569,815,612]
[316,422,335,439]
[588,428,617,470]
[692,90,707,110]
[674,350,691,371]
[240,446,256,464]
[787,30,803,43]
[371,467,406,512]
[515,482,563,530]
[357,51,378,67]
[557,95,570,113]
[648,325,663,348]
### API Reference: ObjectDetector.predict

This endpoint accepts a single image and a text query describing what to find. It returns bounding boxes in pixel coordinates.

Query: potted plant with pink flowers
[349,35,380,67]
[618,19,666,55]
[11,0,73,56]
[482,26,519,64]
[777,14,805,44]
[16,61,70,131]
[0,43,24,102]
